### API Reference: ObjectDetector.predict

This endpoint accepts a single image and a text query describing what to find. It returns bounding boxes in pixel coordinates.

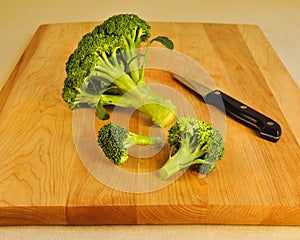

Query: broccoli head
[159,117,225,180]
[62,13,176,127]
[97,122,162,165]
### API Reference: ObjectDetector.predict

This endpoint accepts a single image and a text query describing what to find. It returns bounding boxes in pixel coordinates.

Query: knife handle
[205,90,282,142]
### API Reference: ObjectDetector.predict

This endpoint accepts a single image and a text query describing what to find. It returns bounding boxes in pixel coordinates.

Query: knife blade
[172,73,282,142]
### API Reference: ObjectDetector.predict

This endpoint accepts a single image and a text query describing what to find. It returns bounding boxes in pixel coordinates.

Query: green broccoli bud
[159,117,225,180]
[97,122,162,165]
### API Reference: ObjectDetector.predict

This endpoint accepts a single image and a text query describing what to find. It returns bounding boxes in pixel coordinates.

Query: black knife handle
[205,90,282,142]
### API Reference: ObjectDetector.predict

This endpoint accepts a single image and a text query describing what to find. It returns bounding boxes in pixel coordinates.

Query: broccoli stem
[106,70,138,92]
[75,77,176,126]
[100,94,133,108]
[79,64,176,126]
[124,48,141,83]
[138,102,176,127]
[159,146,193,180]
[127,85,177,127]
[158,143,211,180]
[74,88,101,107]
[126,132,162,148]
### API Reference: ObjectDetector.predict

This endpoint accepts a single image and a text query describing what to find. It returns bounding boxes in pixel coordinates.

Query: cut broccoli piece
[97,122,162,165]
[159,117,225,180]
[62,13,176,127]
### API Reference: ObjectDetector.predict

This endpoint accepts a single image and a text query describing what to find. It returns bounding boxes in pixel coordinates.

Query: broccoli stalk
[158,117,225,180]
[97,122,162,165]
[62,14,176,127]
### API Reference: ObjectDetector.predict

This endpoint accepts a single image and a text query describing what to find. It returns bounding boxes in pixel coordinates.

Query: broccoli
[62,13,177,127]
[97,122,162,164]
[158,117,225,180]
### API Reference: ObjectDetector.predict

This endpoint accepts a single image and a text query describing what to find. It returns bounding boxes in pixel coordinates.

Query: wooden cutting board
[0,22,299,225]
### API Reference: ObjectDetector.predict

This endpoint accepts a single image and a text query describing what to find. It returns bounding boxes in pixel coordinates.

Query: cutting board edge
[0,206,66,226]
[65,204,300,225]
[0,24,47,112]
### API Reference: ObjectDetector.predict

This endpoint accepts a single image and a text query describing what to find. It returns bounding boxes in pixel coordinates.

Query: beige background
[0,0,299,239]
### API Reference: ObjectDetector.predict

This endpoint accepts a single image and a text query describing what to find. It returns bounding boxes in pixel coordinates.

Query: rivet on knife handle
[205,90,282,142]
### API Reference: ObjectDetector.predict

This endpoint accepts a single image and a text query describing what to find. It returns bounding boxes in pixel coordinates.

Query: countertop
[0,0,299,239]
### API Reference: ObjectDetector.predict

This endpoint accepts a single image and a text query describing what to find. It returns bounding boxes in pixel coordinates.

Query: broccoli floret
[97,122,162,164]
[62,13,176,127]
[159,117,225,180]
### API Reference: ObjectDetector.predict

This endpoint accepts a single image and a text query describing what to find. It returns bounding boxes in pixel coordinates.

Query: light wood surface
[0,22,299,225]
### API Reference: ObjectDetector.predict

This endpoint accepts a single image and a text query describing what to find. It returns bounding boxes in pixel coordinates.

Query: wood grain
[0,22,299,225]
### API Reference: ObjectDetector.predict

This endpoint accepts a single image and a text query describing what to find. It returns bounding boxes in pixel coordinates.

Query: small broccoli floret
[158,117,225,180]
[62,13,176,127]
[97,122,162,164]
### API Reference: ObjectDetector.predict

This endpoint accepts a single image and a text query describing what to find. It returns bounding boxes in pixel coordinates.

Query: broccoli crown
[100,14,151,44]
[62,14,151,109]
[98,122,130,164]
[97,122,162,165]
[62,27,123,109]
[159,117,225,180]
[196,126,225,174]
[62,13,177,127]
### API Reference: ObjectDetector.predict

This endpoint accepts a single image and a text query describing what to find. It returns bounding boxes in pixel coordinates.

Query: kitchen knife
[172,73,282,142]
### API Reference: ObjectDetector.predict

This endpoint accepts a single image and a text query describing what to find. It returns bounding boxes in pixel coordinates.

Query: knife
[172,73,282,142]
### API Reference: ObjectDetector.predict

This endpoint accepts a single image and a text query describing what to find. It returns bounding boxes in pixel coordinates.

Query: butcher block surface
[0,22,299,225]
